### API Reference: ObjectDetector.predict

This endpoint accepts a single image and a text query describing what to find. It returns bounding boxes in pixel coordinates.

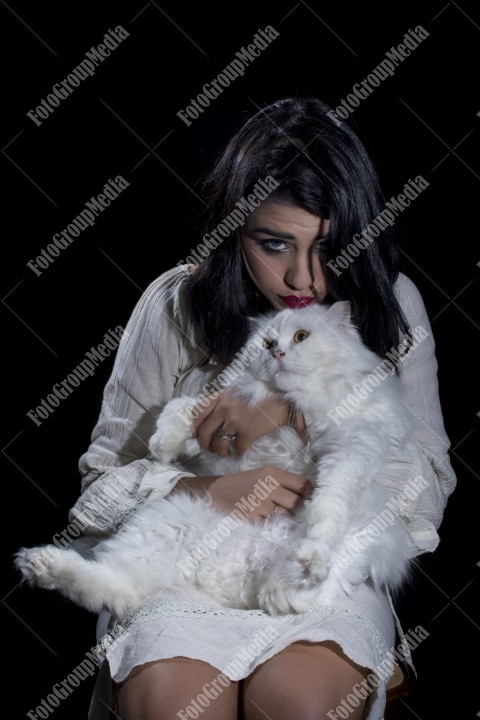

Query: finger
[196,408,227,451]
[192,393,221,437]
[212,427,237,458]
[233,437,251,456]
[270,486,305,513]
[303,479,314,498]
[259,504,290,520]
[277,471,312,497]
[192,387,236,436]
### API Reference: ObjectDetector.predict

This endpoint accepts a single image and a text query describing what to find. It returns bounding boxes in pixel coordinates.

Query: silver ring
[217,425,237,443]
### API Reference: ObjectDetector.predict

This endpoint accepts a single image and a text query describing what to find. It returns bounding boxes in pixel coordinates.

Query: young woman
[70,96,456,720]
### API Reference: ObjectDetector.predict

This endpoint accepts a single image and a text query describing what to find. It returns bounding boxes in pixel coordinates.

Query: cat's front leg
[293,443,380,583]
[296,423,391,579]
[291,488,343,582]
[149,396,200,462]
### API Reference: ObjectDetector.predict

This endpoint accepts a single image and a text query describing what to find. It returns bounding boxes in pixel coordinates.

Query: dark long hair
[188,96,410,366]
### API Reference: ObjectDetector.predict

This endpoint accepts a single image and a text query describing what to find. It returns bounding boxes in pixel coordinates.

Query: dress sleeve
[68,266,201,537]
[375,274,457,557]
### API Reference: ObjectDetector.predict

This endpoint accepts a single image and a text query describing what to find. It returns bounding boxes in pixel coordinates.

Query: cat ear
[326,301,352,326]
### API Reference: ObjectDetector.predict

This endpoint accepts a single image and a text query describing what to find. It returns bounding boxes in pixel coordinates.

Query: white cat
[15,302,414,620]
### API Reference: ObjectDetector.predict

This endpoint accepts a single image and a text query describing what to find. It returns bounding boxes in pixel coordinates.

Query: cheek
[290,344,314,368]
[314,258,330,294]
[314,254,327,278]
[246,250,283,285]
[289,348,303,368]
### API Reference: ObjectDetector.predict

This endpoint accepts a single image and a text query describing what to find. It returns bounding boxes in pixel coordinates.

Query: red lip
[281,296,316,308]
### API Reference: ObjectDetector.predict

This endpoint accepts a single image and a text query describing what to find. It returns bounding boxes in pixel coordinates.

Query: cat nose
[272,349,285,359]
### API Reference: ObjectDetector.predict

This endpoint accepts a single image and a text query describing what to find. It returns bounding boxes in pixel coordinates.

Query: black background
[2,1,479,718]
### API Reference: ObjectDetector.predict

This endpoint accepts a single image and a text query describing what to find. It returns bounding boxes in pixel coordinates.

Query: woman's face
[241,202,331,310]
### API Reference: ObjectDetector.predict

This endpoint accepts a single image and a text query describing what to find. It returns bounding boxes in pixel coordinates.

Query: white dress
[69,265,457,720]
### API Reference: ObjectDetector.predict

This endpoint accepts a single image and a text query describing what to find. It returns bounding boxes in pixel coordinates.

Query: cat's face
[251,302,355,391]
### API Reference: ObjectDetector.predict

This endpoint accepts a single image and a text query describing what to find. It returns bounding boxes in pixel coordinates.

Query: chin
[273,370,301,392]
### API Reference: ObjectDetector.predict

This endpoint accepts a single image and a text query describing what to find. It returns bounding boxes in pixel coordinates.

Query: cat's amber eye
[293,330,310,343]
[262,338,275,349]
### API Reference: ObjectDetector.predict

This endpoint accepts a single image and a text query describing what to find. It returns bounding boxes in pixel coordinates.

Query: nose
[272,349,285,359]
[284,251,315,291]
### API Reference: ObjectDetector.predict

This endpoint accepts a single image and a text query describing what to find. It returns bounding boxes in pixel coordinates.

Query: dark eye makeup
[253,239,328,255]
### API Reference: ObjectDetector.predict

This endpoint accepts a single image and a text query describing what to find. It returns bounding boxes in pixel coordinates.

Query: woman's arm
[171,467,311,518]
[68,267,200,536]
[375,274,457,557]
[68,267,311,536]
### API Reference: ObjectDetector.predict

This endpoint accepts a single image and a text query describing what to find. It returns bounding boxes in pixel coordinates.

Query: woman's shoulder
[137,264,196,316]
[143,263,195,297]
[393,272,429,326]
[121,264,199,346]
[393,271,422,301]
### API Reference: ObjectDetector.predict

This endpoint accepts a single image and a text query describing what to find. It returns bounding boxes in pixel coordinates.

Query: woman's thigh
[118,656,238,720]
[242,640,370,720]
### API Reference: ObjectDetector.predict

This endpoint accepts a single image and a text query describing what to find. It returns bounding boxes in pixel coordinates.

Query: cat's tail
[14,545,143,621]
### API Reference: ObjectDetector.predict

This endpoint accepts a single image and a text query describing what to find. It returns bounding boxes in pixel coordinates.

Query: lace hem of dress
[95,598,389,660]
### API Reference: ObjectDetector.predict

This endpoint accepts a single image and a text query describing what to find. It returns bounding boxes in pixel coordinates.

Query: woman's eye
[293,330,310,343]
[256,239,289,253]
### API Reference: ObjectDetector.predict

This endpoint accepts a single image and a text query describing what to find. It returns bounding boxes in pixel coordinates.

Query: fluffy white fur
[16,302,414,620]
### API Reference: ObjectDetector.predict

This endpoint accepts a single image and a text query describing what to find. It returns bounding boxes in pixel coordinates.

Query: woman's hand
[172,467,313,520]
[192,388,307,456]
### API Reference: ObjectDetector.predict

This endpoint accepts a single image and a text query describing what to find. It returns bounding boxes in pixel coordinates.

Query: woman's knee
[243,641,368,720]
[245,686,365,720]
[118,657,238,720]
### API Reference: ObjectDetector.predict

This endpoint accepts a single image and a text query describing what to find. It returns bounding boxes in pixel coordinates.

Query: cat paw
[14,546,62,589]
[258,577,314,615]
[149,398,197,462]
[312,571,349,605]
[111,597,136,622]
[149,441,179,464]
[258,583,303,615]
[294,539,331,583]
[149,428,187,462]
[330,562,368,590]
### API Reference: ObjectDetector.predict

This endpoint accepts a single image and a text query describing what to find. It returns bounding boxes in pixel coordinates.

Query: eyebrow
[249,226,329,240]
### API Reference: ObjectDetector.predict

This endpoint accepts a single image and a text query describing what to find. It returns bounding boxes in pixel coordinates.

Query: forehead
[266,307,328,335]
[244,202,328,234]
